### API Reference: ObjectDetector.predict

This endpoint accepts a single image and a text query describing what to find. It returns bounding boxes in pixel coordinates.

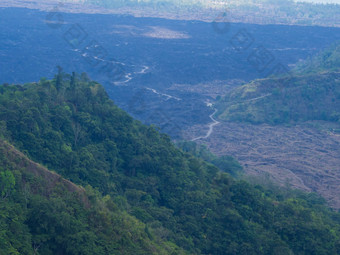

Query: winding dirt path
[192,109,220,141]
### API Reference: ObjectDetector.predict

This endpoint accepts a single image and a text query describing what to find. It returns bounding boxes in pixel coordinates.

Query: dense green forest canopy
[176,141,243,177]
[1,72,340,254]
[0,139,177,255]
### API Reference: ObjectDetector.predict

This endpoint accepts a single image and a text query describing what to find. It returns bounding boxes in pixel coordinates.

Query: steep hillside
[0,138,87,200]
[216,44,340,125]
[0,139,179,255]
[1,73,340,254]
[176,141,243,177]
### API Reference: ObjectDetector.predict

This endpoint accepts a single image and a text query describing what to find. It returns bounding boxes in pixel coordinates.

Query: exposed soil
[0,139,89,207]
[184,121,340,209]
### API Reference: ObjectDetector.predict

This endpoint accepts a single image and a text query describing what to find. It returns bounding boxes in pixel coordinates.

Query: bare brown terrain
[0,138,89,206]
[184,121,340,209]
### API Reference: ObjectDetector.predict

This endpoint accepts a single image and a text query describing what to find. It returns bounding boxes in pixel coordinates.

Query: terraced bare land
[185,121,340,209]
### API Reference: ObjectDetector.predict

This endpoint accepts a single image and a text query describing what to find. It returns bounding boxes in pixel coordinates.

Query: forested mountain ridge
[0,138,179,254]
[216,43,340,125]
[0,139,86,198]
[1,73,340,254]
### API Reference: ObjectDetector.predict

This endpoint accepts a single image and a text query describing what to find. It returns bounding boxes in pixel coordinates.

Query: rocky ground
[184,121,340,209]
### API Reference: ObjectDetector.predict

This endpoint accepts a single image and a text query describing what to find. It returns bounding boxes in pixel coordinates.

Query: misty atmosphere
[0,0,340,254]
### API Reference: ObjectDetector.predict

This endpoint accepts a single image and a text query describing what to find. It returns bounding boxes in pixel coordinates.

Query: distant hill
[76,0,340,27]
[216,44,340,125]
[1,73,340,254]
[2,0,339,27]
[296,43,340,73]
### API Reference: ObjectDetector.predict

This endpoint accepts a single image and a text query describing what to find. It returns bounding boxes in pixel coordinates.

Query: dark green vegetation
[0,139,176,254]
[296,43,340,74]
[176,141,243,177]
[217,44,340,125]
[1,73,340,254]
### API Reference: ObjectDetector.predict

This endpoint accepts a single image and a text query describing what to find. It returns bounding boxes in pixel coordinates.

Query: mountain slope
[296,43,340,73]
[0,139,179,255]
[216,72,340,124]
[216,44,340,125]
[0,138,87,200]
[1,73,340,254]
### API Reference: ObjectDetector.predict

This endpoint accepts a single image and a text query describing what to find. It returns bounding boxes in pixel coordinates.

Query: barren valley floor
[185,121,340,209]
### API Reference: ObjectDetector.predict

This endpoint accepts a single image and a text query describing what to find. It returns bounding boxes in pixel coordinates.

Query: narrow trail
[146,87,181,101]
[244,93,271,102]
[192,108,220,141]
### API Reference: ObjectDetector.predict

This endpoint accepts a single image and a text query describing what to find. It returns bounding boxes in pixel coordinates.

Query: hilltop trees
[0,73,340,254]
